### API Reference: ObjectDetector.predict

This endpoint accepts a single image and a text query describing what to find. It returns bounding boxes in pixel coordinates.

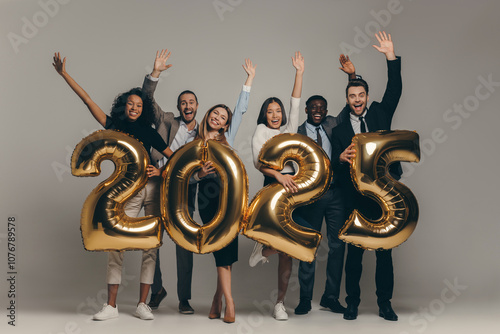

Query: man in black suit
[330,31,402,321]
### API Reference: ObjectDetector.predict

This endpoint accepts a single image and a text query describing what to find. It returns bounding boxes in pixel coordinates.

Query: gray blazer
[142,76,182,167]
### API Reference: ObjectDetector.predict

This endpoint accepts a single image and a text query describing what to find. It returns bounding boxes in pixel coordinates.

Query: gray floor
[6,294,499,334]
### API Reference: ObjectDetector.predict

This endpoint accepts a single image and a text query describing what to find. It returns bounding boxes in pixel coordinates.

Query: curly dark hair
[256,97,286,126]
[110,87,155,128]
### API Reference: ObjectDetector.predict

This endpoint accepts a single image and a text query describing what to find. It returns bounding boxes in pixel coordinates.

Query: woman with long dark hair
[249,52,311,321]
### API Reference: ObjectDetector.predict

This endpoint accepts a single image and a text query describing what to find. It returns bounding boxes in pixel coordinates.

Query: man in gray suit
[141,49,198,314]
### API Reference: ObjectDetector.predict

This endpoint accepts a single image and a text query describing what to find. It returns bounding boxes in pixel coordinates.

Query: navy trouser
[294,186,346,301]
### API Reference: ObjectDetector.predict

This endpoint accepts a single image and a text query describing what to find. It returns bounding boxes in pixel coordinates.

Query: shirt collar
[350,109,368,122]
[305,121,323,132]
[180,120,198,132]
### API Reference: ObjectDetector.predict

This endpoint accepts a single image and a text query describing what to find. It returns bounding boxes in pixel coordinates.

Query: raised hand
[372,31,396,60]
[151,49,172,78]
[52,52,66,76]
[291,51,305,74]
[339,54,356,76]
[242,58,256,86]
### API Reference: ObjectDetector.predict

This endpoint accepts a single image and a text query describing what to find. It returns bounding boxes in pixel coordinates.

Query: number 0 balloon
[161,139,248,254]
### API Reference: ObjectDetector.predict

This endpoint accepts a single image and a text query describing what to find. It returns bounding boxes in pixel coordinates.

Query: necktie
[359,116,366,133]
[316,127,323,147]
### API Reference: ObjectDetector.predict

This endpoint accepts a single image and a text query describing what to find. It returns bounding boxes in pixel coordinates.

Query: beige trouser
[106,178,161,284]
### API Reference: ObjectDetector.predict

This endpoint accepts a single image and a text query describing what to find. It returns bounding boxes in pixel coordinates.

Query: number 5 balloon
[339,130,420,250]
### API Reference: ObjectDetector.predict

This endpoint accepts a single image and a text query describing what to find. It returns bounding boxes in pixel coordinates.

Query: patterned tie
[316,126,323,147]
[359,116,367,133]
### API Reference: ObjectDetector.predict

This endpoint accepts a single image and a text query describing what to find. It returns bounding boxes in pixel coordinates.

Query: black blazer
[331,57,402,211]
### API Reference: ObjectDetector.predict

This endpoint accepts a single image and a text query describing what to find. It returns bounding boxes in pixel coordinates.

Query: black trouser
[344,194,394,307]
[344,244,394,307]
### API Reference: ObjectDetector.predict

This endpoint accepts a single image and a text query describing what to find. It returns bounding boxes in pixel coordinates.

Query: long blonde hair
[197,104,232,146]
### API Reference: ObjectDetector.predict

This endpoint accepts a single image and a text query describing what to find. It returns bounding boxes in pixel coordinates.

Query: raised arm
[243,58,256,87]
[339,54,357,81]
[52,52,107,127]
[283,52,304,133]
[374,31,401,117]
[291,51,304,98]
[143,49,172,124]
[226,58,256,146]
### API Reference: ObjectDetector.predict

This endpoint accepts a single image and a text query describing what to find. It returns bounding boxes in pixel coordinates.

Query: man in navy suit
[293,54,361,315]
[293,95,348,316]
[330,31,402,321]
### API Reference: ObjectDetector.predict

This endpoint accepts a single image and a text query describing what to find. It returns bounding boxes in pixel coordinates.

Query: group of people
[54,31,403,324]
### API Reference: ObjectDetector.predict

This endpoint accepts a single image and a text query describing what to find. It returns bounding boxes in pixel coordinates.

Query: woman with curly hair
[53,52,170,321]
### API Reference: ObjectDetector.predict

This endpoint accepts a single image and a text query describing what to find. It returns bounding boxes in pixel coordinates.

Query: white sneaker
[273,301,288,321]
[93,303,118,321]
[134,302,154,320]
[249,242,269,267]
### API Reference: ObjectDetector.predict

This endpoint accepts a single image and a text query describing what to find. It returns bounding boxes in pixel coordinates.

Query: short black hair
[305,95,328,109]
[177,90,198,106]
[346,79,369,97]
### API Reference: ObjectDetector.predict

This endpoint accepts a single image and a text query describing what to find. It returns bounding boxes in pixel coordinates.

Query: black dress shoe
[343,304,358,320]
[148,287,167,310]
[294,299,312,315]
[179,300,194,314]
[379,304,398,321]
[319,298,347,314]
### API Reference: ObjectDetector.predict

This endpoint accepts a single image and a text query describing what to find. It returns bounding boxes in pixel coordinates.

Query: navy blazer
[297,110,349,159]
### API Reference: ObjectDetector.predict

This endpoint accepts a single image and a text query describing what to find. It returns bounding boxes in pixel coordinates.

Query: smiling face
[125,94,143,122]
[346,86,369,116]
[177,92,198,124]
[306,99,328,126]
[207,107,229,131]
[266,102,282,129]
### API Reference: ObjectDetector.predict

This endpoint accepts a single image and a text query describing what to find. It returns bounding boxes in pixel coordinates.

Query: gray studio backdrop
[1,0,499,331]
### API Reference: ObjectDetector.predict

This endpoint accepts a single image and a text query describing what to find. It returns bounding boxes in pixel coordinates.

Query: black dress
[197,176,238,267]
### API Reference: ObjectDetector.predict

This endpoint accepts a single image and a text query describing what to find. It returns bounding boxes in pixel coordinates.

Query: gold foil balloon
[161,139,248,253]
[72,130,162,251]
[339,130,420,250]
[243,133,331,262]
